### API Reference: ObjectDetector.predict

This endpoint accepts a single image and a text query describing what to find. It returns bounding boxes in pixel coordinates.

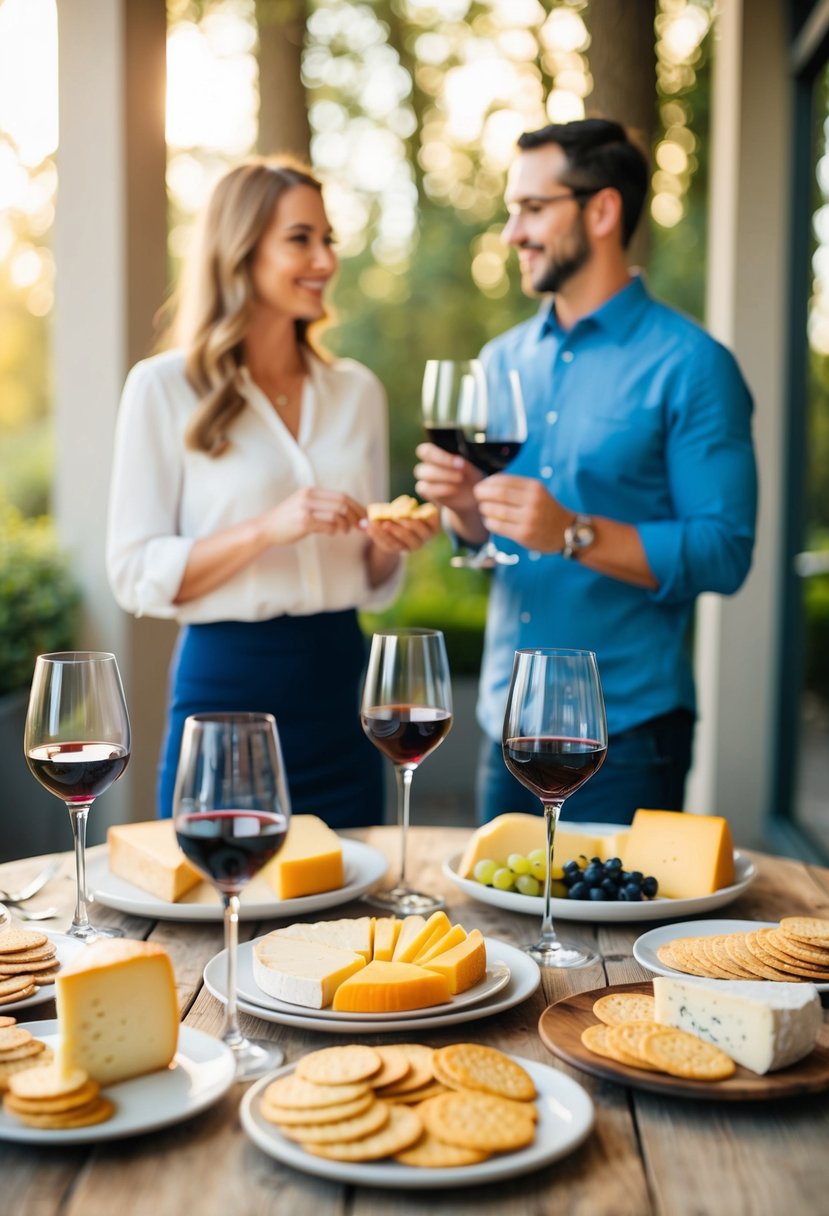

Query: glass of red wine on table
[173,712,290,1080]
[24,651,131,943]
[502,648,608,968]
[361,628,453,916]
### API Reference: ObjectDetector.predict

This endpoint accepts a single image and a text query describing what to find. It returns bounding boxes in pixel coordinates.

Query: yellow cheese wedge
[373,916,401,961]
[253,934,366,1009]
[393,911,451,964]
[390,915,426,961]
[623,809,736,899]
[331,960,451,1013]
[422,928,487,994]
[107,820,202,903]
[270,917,374,962]
[261,815,344,900]
[414,923,467,965]
[56,939,179,1084]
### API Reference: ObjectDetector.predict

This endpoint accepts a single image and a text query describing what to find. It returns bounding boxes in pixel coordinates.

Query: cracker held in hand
[432,1042,536,1101]
[367,494,438,522]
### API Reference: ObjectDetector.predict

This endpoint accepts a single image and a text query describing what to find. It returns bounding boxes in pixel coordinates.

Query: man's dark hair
[517,118,649,247]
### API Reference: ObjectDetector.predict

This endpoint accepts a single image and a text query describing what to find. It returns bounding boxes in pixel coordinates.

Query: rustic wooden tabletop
[1,825,829,1216]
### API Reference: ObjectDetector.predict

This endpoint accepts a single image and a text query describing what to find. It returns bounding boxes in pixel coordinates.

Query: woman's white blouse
[106,349,403,624]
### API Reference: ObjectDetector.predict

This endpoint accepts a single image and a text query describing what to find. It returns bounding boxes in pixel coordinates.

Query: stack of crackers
[657,916,829,982]
[0,927,61,1004]
[582,992,735,1081]
[3,1062,114,1130]
[260,1042,537,1167]
[0,1018,54,1091]
[367,494,439,523]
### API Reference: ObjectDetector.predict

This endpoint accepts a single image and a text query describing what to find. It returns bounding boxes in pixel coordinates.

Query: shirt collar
[537,272,651,345]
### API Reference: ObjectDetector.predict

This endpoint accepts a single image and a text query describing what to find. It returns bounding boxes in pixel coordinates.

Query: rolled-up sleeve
[106,364,195,618]
[638,341,757,604]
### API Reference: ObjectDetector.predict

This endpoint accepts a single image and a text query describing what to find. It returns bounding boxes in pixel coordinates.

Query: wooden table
[2,826,829,1216]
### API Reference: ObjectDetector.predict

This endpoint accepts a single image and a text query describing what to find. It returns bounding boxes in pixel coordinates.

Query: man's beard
[531,218,590,294]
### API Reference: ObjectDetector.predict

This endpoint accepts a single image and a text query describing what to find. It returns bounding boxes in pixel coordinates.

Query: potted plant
[0,506,80,861]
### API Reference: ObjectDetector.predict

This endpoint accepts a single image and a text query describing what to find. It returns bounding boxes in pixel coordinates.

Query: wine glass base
[227,1037,284,1082]
[66,923,125,943]
[523,940,599,969]
[450,553,496,570]
[362,887,446,916]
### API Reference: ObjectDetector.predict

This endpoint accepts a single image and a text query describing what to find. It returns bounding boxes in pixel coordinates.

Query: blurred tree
[256,0,311,157]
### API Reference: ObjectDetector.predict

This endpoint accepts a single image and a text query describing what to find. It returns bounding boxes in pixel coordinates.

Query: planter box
[0,688,70,862]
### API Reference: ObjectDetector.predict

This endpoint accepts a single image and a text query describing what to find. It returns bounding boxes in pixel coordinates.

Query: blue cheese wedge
[653,976,823,1074]
[252,934,366,1009]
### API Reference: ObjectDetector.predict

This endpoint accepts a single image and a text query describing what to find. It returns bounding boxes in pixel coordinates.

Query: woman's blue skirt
[157,609,384,830]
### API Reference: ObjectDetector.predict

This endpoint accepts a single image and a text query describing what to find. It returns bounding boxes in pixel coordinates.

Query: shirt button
[520,612,531,624]
[529,551,541,562]
[561,350,574,363]
[540,465,553,478]
[546,410,558,424]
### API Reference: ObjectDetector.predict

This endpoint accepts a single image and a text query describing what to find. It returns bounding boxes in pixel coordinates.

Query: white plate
[87,837,387,922]
[204,937,541,1034]
[633,918,829,993]
[0,930,86,1013]
[241,1053,593,1189]
[0,1022,236,1144]
[218,936,510,1022]
[444,833,757,922]
[0,903,7,927]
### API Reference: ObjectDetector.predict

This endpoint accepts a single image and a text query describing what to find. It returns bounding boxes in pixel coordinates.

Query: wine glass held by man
[107,158,439,831]
[25,652,131,942]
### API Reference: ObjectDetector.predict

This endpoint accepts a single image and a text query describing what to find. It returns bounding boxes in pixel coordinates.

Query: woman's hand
[362,511,442,555]
[260,487,365,547]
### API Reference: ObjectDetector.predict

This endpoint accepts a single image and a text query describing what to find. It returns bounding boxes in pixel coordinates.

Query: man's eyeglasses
[506,188,599,219]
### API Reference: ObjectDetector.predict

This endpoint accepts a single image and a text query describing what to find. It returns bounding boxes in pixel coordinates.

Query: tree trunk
[583,0,656,267]
[255,0,311,159]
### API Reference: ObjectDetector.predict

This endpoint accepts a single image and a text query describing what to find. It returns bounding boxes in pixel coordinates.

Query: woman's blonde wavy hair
[161,157,328,456]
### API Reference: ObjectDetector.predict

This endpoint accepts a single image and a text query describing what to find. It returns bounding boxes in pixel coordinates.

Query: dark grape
[557,855,659,901]
[622,881,643,900]
[642,875,659,897]
[583,863,604,887]
[589,887,607,900]
[568,881,589,900]
[600,877,618,898]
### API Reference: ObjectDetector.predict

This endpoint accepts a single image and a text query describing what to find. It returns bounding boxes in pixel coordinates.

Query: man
[414,118,757,824]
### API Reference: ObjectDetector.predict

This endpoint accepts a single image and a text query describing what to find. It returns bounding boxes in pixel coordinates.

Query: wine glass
[173,712,290,1080]
[422,358,484,458]
[361,629,453,915]
[24,651,131,942]
[453,364,527,570]
[502,648,607,968]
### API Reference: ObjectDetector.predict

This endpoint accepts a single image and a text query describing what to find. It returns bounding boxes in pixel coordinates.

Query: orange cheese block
[415,923,467,965]
[331,960,451,1012]
[373,916,401,961]
[623,809,736,899]
[261,815,344,900]
[422,928,486,994]
[393,911,451,963]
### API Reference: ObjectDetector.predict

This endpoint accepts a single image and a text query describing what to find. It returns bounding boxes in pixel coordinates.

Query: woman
[107,158,438,827]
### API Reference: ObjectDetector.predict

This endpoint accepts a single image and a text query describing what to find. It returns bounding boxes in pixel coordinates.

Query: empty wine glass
[173,712,290,1080]
[24,652,131,942]
[502,648,607,968]
[361,629,453,915]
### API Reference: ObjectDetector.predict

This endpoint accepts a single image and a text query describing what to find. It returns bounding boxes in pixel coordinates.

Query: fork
[8,906,59,921]
[0,859,62,904]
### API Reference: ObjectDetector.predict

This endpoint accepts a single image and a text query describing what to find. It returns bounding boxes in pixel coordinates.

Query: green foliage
[0,507,80,697]
[803,576,829,700]
[0,419,53,518]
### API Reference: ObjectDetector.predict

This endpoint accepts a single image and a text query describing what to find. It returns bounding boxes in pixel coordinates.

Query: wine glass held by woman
[24,652,131,942]
[502,648,607,968]
[107,158,439,831]
[173,712,290,1081]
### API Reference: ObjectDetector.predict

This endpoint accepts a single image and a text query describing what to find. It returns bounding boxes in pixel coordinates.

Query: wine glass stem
[540,799,565,945]
[394,765,414,888]
[67,801,93,933]
[221,892,244,1049]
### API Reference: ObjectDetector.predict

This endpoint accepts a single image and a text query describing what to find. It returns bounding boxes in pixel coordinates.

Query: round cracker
[295,1045,382,1087]
[278,1098,389,1144]
[8,1064,89,1099]
[375,1045,435,1096]
[605,1021,665,1072]
[4,1079,100,1114]
[0,1017,16,1028]
[0,1040,45,1062]
[0,929,48,954]
[395,1124,489,1168]
[779,917,829,944]
[367,1045,411,1090]
[0,1028,33,1050]
[262,1074,369,1110]
[0,977,35,997]
[8,1096,115,1129]
[0,985,36,1005]
[303,1103,423,1161]
[385,1081,448,1105]
[431,1043,535,1101]
[640,1028,736,1080]
[419,1090,535,1152]
[261,1091,374,1126]
[592,992,656,1026]
[581,1023,616,1059]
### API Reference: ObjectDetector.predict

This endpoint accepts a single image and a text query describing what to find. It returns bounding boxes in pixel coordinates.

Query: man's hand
[473,474,569,552]
[413,442,489,545]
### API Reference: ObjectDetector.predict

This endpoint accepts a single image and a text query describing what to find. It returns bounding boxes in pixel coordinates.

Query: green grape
[507,853,531,875]
[515,874,541,897]
[529,857,547,881]
[472,859,497,885]
[492,867,516,891]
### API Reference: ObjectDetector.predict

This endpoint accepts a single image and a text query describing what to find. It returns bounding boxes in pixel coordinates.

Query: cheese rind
[270,916,374,961]
[331,960,451,1012]
[253,935,366,1009]
[107,820,202,903]
[56,940,179,1084]
[261,815,344,899]
[623,810,736,898]
[653,976,822,1074]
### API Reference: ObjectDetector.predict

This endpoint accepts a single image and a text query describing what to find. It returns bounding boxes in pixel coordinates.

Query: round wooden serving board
[538,981,829,1101]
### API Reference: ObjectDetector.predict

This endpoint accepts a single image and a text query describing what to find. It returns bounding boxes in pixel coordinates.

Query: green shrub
[0,507,81,697]
[804,576,829,700]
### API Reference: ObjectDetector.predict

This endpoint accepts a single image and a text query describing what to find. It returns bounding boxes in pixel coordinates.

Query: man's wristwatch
[561,513,595,559]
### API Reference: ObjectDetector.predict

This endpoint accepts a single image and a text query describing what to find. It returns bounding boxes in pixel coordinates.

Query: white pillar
[685,0,790,847]
[54,0,175,836]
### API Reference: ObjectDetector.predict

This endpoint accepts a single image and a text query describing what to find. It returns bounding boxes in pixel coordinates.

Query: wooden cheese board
[538,982,829,1101]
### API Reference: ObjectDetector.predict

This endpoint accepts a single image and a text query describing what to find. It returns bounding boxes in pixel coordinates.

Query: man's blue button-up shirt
[476,274,758,741]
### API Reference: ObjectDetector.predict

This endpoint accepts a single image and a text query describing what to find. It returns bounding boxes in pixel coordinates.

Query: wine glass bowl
[422,358,485,457]
[173,712,290,1080]
[502,648,607,968]
[24,651,131,943]
[361,629,452,915]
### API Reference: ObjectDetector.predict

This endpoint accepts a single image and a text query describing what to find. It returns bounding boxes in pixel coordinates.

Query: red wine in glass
[423,424,465,456]
[361,705,452,767]
[27,742,130,803]
[503,736,607,800]
[175,810,288,895]
[460,437,524,476]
